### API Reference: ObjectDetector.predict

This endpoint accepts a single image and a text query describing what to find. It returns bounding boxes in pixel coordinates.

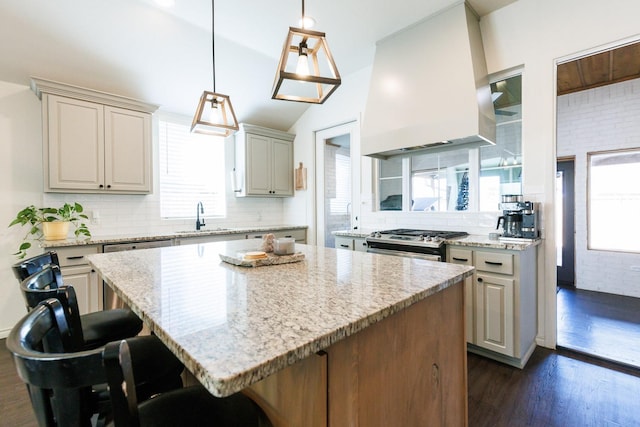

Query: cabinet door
[104,107,152,193]
[62,265,100,314]
[47,95,105,191]
[476,273,514,356]
[353,237,368,252]
[448,248,474,343]
[246,134,272,195]
[271,138,293,196]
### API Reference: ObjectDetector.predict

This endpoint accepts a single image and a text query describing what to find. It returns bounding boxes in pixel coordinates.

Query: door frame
[315,121,361,247]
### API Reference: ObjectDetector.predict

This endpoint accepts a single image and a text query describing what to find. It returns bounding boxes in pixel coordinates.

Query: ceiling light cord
[301,0,305,27]
[211,0,216,94]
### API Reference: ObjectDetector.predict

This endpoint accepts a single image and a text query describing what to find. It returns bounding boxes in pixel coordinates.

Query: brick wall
[557,78,640,297]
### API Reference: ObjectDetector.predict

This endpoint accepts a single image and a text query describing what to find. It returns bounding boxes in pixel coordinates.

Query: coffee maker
[496,195,540,239]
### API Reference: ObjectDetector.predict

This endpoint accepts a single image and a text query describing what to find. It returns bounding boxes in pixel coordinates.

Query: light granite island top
[88,239,474,426]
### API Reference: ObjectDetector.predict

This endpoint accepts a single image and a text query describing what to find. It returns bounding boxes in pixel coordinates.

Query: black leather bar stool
[104,339,272,427]
[7,299,271,427]
[12,250,61,281]
[15,251,143,350]
[7,299,182,426]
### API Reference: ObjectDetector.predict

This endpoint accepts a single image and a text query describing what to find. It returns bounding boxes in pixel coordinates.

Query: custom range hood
[361,1,496,159]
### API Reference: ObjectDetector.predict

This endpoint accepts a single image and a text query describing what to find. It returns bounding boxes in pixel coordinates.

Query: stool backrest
[20,265,85,351]
[12,251,60,281]
[6,299,106,427]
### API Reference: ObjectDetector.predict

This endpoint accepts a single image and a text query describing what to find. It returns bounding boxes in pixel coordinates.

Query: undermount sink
[174,228,234,234]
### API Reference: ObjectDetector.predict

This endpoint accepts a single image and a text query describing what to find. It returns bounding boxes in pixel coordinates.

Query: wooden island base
[246,281,467,427]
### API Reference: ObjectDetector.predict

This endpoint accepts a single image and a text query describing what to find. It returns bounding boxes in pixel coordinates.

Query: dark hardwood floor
[468,348,640,427]
[557,287,640,369]
[3,336,640,427]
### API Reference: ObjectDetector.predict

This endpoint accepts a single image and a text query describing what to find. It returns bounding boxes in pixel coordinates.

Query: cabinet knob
[477,277,484,283]
[99,184,104,188]
[107,184,111,189]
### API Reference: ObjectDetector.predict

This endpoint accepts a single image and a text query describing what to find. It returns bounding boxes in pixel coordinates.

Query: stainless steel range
[365,229,468,261]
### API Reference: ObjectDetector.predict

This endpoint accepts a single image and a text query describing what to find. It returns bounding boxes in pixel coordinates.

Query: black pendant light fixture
[272,0,341,104]
[191,0,239,136]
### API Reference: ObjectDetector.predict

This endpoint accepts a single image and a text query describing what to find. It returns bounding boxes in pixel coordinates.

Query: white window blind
[329,153,351,214]
[159,120,226,218]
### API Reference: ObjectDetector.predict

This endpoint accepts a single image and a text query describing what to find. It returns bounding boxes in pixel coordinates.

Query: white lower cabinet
[55,245,101,314]
[335,236,368,252]
[447,244,537,368]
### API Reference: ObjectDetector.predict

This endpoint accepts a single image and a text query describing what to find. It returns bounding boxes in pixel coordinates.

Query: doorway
[555,40,640,368]
[556,159,575,287]
[315,121,361,248]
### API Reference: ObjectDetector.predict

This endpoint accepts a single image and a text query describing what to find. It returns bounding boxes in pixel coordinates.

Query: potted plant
[9,202,91,259]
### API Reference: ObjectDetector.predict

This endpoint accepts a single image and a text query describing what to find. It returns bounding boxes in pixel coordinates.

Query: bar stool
[20,266,184,401]
[15,251,143,350]
[104,339,272,427]
[7,299,271,427]
[11,250,61,281]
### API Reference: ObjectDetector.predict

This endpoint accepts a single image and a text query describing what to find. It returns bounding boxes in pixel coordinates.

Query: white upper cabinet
[235,123,295,197]
[32,78,157,194]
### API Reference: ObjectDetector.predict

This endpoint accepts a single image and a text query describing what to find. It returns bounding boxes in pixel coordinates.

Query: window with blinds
[159,120,226,218]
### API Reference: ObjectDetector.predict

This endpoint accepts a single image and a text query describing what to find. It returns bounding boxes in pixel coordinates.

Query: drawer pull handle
[339,244,350,248]
[66,256,84,260]
[452,257,469,262]
[284,235,292,238]
[485,261,503,266]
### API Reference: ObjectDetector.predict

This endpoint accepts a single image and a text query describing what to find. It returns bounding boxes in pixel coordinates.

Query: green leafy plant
[9,202,91,259]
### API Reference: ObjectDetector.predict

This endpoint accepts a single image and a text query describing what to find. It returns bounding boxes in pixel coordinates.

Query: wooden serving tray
[219,251,305,267]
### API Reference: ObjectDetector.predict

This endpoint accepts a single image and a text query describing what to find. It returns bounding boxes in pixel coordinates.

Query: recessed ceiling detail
[557,41,640,96]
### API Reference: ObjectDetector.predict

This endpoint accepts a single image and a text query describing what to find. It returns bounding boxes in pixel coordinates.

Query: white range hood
[361,1,496,159]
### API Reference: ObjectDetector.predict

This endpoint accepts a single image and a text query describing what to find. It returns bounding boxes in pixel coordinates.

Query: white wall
[0,84,286,337]
[0,81,44,337]
[557,78,640,298]
[284,66,373,243]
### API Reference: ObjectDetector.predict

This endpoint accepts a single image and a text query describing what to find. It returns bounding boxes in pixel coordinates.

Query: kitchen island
[87,239,474,427]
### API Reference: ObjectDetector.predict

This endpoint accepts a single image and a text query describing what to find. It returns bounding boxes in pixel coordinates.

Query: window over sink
[374,72,522,212]
[159,117,226,219]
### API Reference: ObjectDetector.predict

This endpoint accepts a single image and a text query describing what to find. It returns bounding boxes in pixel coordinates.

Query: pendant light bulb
[208,99,221,122]
[296,42,310,76]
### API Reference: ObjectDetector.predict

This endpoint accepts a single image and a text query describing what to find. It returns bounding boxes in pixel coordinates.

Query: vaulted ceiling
[0,0,516,131]
[557,41,640,96]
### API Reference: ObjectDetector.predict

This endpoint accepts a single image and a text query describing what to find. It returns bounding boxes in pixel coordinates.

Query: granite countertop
[87,239,473,398]
[332,230,541,251]
[41,225,308,248]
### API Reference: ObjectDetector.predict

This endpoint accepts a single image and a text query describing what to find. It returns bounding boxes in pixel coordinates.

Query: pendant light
[272,0,341,104]
[191,0,239,136]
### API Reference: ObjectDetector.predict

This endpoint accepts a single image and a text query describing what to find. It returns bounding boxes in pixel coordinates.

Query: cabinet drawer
[475,251,513,275]
[55,245,100,267]
[335,236,354,250]
[247,229,306,242]
[448,248,473,265]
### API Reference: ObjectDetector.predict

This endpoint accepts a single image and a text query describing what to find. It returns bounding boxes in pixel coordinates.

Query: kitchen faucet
[196,202,205,230]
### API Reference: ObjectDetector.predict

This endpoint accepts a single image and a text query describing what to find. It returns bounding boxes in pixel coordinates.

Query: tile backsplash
[43,191,285,237]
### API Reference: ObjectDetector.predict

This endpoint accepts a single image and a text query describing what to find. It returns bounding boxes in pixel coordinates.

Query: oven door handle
[367,247,441,262]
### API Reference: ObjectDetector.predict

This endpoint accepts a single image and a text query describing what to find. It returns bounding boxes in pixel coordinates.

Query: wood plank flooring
[557,287,640,368]
[3,337,640,427]
[468,348,640,427]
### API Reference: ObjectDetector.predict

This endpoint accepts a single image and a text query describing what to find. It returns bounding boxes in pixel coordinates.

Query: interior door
[315,121,361,248]
[556,159,576,287]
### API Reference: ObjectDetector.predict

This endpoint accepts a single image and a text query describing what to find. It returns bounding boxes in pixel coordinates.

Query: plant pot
[42,221,70,241]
